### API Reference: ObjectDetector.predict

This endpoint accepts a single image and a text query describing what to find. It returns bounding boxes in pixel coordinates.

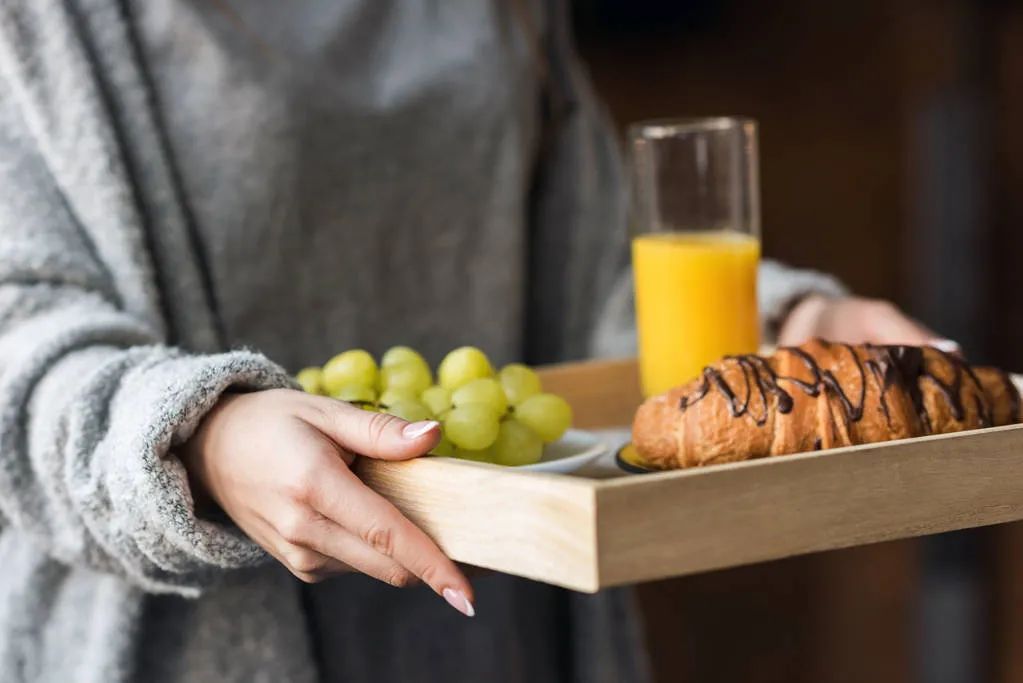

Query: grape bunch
[294,346,573,466]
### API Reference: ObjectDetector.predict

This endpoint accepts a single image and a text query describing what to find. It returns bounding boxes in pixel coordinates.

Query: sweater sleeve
[0,9,291,596]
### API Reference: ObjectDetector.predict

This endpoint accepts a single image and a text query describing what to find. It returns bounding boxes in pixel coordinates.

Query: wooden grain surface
[596,424,1023,587]
[359,358,1023,593]
[356,456,601,590]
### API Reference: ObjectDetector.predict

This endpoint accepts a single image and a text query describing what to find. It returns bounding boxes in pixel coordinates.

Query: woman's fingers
[239,511,353,581]
[276,545,351,583]
[183,389,472,614]
[301,397,440,460]
[288,514,419,588]
[780,295,960,351]
[261,492,419,588]
[273,395,474,614]
[858,300,960,351]
[306,458,475,615]
[861,300,936,344]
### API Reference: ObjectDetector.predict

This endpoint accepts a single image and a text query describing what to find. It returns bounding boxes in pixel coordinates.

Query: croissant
[632,339,1021,470]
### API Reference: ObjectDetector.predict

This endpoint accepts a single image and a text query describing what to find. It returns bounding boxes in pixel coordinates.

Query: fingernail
[931,339,961,353]
[403,420,439,440]
[442,588,475,617]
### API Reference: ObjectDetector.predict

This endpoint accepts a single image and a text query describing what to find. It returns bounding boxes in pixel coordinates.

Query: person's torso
[130,3,581,682]
[134,0,543,370]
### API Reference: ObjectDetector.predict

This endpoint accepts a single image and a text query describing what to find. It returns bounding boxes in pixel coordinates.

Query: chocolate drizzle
[865,357,896,428]
[680,355,791,426]
[963,364,994,428]
[681,343,871,425]
[886,346,930,431]
[678,340,992,432]
[888,346,993,429]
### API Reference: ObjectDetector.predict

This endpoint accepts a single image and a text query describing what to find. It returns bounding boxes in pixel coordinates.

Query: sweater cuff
[100,349,295,595]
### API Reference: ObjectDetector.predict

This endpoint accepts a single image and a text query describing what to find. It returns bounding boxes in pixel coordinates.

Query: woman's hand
[181,389,475,617]
[778,294,959,351]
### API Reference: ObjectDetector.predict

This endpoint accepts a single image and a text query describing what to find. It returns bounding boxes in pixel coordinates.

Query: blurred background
[571,0,1023,681]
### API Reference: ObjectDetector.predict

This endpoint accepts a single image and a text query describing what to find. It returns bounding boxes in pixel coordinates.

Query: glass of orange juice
[629,117,761,397]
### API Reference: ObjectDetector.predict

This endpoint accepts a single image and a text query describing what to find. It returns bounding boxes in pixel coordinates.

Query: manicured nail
[403,420,439,440]
[442,588,475,617]
[931,339,961,353]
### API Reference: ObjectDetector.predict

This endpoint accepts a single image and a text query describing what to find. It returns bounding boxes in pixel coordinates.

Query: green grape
[420,385,452,416]
[514,393,572,443]
[437,346,493,390]
[498,363,542,405]
[491,418,544,466]
[384,399,433,423]
[452,377,508,416]
[380,361,432,395]
[332,384,377,405]
[378,387,417,408]
[295,367,324,395]
[443,404,500,450]
[453,446,494,463]
[429,434,456,457]
[322,349,378,395]
[381,345,430,371]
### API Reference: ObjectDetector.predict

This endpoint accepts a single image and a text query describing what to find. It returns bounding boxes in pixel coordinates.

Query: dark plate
[615,443,656,474]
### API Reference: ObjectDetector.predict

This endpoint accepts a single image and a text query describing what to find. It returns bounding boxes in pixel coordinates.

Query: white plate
[519,429,608,473]
[434,430,608,473]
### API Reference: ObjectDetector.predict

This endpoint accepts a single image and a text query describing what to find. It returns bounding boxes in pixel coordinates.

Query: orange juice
[632,231,760,396]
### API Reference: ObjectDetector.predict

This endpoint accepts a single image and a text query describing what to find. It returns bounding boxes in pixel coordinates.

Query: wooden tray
[357,359,1023,592]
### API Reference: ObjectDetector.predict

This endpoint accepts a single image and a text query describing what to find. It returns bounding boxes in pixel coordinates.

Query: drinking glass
[629,117,761,396]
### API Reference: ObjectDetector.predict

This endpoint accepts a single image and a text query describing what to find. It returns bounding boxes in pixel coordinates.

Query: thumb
[303,396,441,460]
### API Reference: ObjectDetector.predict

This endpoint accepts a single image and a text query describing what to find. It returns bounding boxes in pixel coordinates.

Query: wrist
[181,394,239,515]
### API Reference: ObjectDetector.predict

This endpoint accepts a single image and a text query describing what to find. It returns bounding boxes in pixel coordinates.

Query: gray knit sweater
[0,1,844,682]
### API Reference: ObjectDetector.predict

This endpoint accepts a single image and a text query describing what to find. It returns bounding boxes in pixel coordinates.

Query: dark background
[573,1,1023,681]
